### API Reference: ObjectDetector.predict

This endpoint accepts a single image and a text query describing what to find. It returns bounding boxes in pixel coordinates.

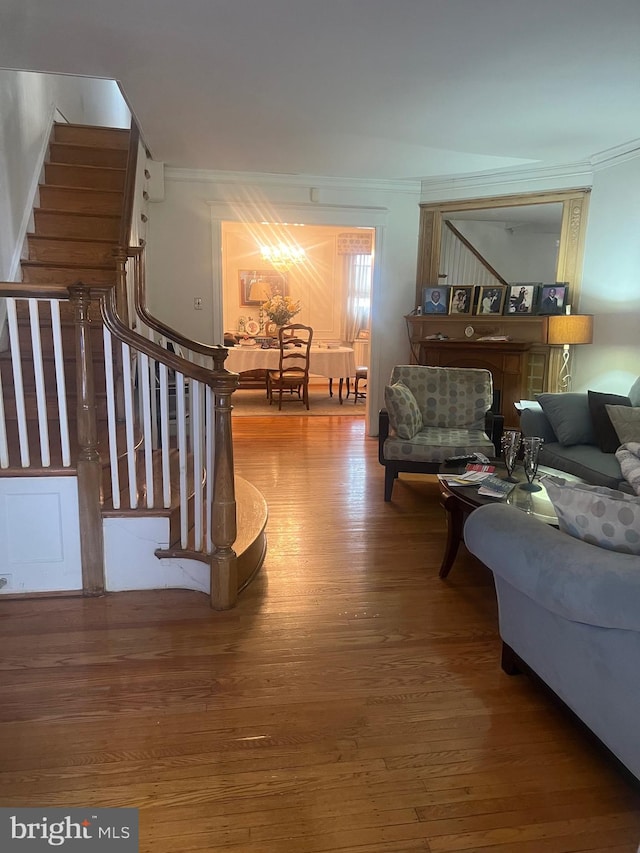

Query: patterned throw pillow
[543,474,640,555]
[606,404,640,445]
[384,381,423,440]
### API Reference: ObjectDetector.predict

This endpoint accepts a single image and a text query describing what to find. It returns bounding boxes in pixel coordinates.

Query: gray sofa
[465,503,640,782]
[520,378,640,489]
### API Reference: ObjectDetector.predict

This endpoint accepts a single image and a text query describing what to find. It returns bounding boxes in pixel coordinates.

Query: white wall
[0,477,82,592]
[145,173,421,432]
[0,69,129,281]
[421,157,640,396]
[454,219,559,283]
[575,154,640,395]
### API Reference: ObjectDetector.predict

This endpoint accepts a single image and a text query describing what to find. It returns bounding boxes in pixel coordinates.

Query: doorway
[220,221,373,416]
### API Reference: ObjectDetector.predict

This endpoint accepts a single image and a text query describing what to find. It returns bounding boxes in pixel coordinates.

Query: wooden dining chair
[266,324,314,410]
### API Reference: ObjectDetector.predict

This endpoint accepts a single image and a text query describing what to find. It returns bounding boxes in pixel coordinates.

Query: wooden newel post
[68,284,105,596]
[209,363,240,609]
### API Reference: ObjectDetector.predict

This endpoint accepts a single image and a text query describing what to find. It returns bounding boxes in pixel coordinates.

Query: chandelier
[259,241,306,271]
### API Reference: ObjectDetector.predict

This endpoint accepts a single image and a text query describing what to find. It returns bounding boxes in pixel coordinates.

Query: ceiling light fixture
[260,242,306,271]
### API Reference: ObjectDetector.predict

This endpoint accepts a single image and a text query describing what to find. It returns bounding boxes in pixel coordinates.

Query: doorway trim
[208,200,388,429]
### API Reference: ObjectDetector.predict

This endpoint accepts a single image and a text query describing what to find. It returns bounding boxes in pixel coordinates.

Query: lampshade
[547,314,594,346]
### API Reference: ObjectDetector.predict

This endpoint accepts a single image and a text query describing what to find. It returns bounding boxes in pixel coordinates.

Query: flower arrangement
[261,293,301,326]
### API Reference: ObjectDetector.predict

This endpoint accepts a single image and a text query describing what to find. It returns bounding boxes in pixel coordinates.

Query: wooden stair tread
[21,259,116,270]
[53,124,130,150]
[27,234,118,245]
[35,208,120,221]
[46,162,125,173]
[39,184,123,196]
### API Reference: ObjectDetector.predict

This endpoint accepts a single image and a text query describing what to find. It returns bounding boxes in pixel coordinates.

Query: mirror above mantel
[416,188,591,307]
[412,189,592,409]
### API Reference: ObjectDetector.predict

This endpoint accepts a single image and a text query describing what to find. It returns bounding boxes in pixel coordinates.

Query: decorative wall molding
[208,200,390,228]
[590,138,640,171]
[166,166,421,196]
[420,160,593,202]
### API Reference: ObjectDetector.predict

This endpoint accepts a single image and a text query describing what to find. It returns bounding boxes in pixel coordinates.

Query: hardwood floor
[1,416,639,852]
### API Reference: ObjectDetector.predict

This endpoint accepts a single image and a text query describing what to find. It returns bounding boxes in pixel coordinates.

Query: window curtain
[341,253,372,344]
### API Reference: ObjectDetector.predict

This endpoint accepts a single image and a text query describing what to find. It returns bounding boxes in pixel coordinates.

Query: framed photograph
[239,270,288,306]
[504,284,538,315]
[538,284,568,315]
[475,286,506,315]
[448,286,475,316]
[422,286,449,314]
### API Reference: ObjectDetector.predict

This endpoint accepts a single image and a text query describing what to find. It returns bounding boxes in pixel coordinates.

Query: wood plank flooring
[1,416,639,852]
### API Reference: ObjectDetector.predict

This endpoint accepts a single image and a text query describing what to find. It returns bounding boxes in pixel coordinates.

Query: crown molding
[164,167,421,195]
[419,160,594,201]
[590,138,640,170]
[207,200,390,228]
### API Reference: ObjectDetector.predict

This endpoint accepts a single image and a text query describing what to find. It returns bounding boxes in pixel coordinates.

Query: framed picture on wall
[422,286,449,314]
[538,284,569,315]
[448,286,475,315]
[239,270,288,306]
[504,284,538,315]
[475,286,506,315]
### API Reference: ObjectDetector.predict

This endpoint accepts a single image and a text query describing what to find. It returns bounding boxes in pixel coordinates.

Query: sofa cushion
[539,443,624,490]
[606,404,640,445]
[383,428,494,462]
[588,390,631,453]
[384,381,422,439]
[536,393,595,447]
[543,474,640,555]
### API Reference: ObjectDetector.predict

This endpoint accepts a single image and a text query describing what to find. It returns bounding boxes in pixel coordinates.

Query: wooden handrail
[444,220,510,288]
[129,248,226,360]
[119,121,140,251]
[0,282,70,300]
[97,283,233,383]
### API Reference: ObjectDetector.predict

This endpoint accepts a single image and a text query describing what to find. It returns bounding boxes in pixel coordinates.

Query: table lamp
[547,314,594,391]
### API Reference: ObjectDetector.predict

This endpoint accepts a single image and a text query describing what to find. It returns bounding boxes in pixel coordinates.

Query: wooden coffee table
[437,463,583,578]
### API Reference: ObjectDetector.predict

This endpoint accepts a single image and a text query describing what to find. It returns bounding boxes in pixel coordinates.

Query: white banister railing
[0,281,240,608]
[1,294,72,470]
[440,222,505,288]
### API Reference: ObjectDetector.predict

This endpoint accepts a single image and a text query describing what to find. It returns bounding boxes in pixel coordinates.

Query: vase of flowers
[261,294,301,330]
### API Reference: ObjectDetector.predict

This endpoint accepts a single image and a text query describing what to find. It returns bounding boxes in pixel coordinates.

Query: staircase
[0,122,267,606]
[23,123,127,285]
[0,123,127,470]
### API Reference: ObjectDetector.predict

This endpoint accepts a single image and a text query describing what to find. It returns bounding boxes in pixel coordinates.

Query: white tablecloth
[225,345,356,379]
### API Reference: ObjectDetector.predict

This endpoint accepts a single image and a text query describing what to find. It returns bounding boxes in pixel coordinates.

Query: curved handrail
[129,247,226,360]
[93,283,233,384]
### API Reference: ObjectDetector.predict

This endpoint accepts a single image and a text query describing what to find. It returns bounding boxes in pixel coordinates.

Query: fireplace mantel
[405,315,555,428]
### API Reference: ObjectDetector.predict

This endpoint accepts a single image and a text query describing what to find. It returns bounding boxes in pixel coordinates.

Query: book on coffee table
[477,475,517,498]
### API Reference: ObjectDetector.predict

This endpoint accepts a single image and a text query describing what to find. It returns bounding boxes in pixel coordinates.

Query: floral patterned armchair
[378,365,503,501]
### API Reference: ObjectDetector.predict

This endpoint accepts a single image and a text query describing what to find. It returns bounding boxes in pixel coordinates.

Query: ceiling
[2,0,640,181]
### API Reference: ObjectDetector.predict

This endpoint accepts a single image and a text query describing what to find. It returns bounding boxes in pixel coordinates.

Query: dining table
[225,344,357,401]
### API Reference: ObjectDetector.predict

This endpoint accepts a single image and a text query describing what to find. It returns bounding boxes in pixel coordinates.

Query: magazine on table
[438,462,496,486]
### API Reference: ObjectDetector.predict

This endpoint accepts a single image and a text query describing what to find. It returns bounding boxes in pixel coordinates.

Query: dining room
[220,220,372,416]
